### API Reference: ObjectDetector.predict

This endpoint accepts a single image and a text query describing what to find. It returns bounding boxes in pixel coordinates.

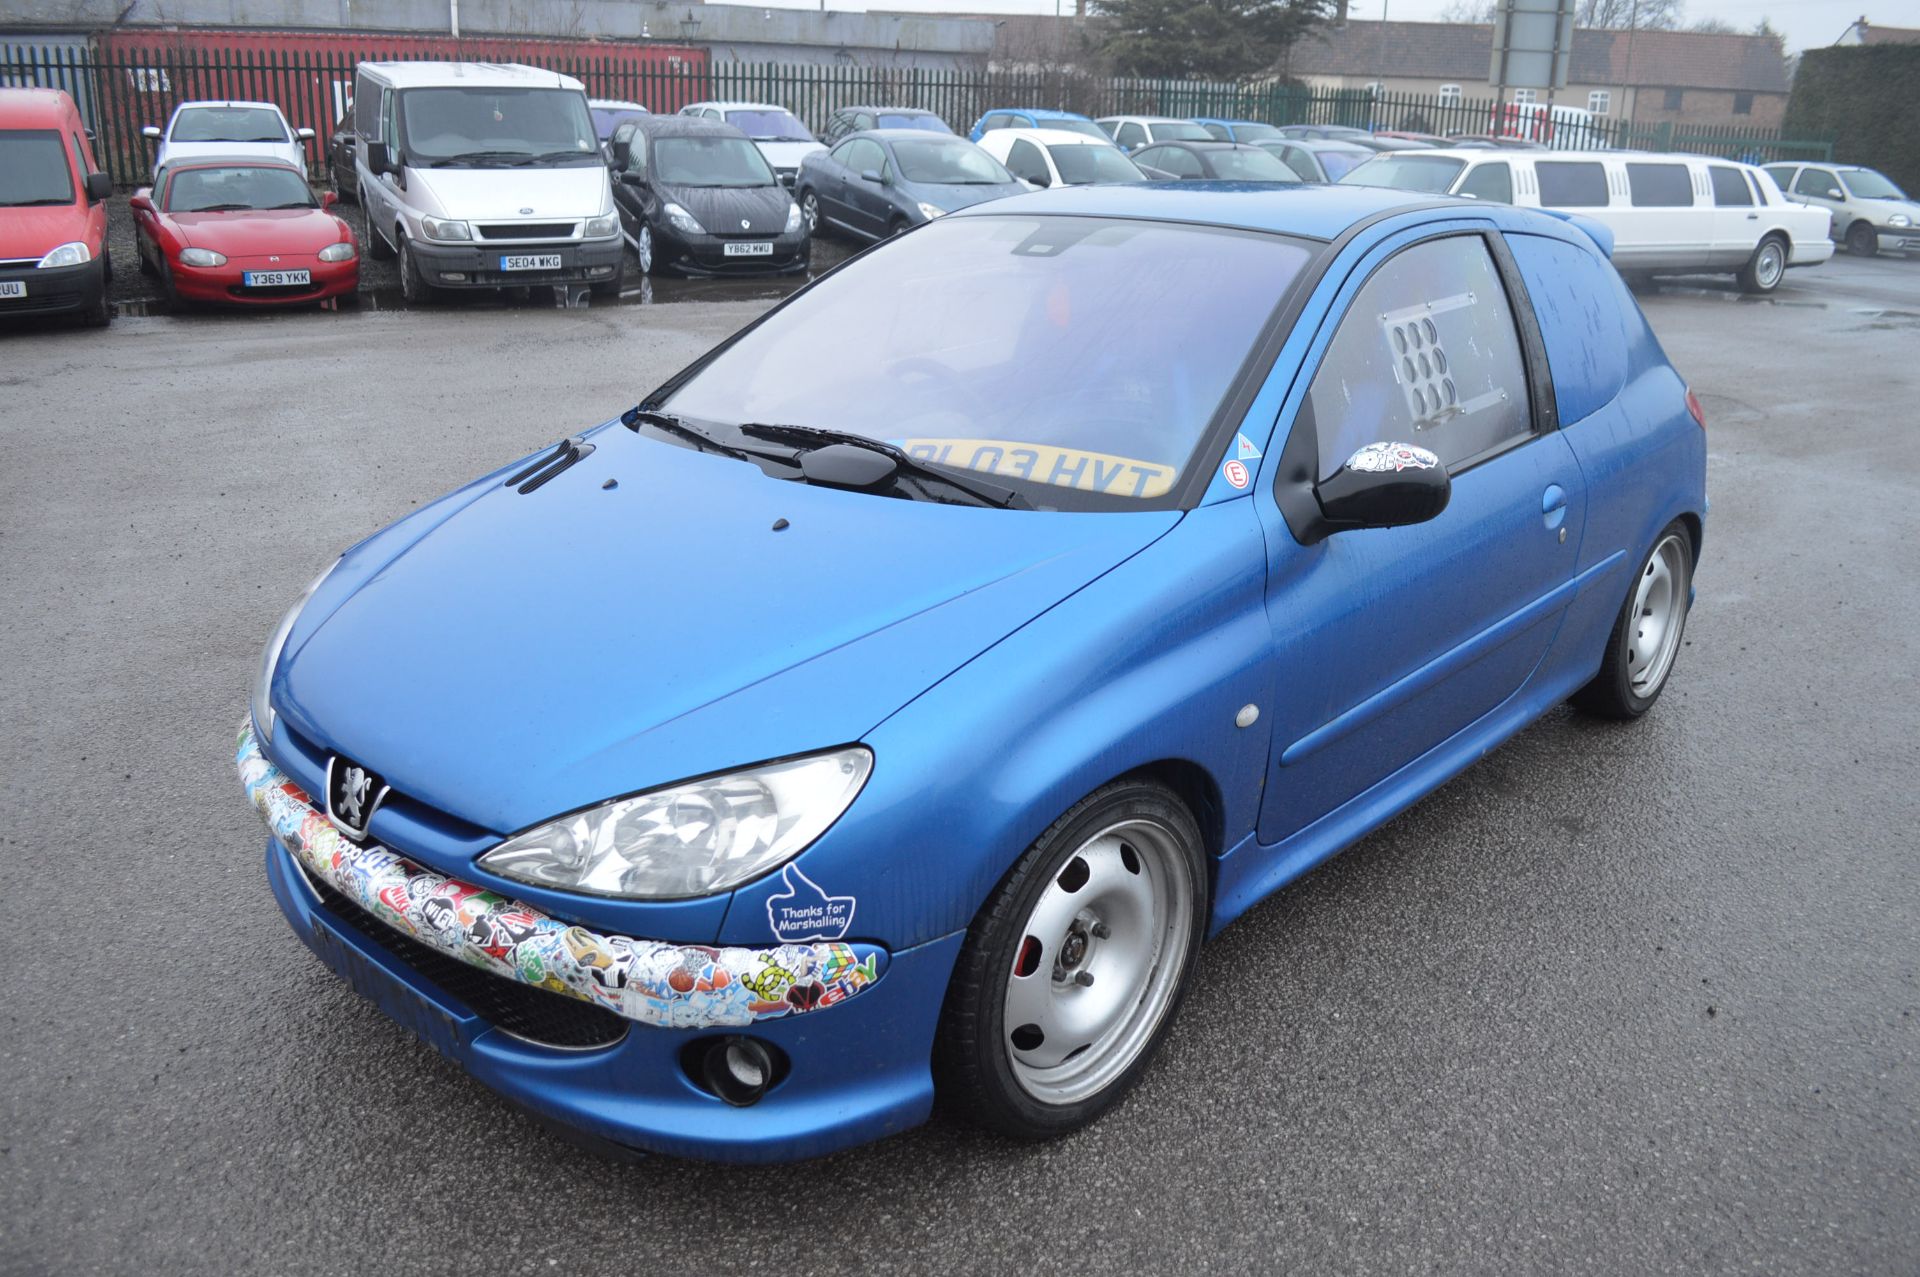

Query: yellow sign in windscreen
[896,439,1176,499]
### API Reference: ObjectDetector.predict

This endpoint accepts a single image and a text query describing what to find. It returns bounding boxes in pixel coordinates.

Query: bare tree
[1437,0,1498,22]
[1576,0,1684,31]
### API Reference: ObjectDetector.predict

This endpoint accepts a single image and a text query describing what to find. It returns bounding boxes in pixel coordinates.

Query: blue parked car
[1194,116,1285,143]
[794,130,1028,241]
[239,183,1706,1163]
[967,106,1110,142]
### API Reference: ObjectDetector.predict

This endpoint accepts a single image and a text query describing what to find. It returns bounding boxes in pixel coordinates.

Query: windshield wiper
[429,150,530,167]
[621,407,794,467]
[525,150,592,165]
[738,422,1030,509]
[185,203,250,212]
[0,197,73,206]
[268,202,314,209]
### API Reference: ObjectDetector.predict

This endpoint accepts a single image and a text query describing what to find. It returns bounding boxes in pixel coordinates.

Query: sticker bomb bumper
[236,721,887,1030]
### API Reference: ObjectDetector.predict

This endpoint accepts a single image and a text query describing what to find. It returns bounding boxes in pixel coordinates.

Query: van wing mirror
[1314,442,1451,534]
[366,140,391,173]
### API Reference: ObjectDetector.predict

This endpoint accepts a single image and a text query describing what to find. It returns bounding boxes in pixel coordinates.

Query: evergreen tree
[1094,0,1336,80]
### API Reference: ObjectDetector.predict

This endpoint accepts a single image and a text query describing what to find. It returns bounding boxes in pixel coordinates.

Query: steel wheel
[398,234,429,304]
[1752,239,1784,290]
[1847,221,1877,257]
[801,191,820,236]
[1627,532,1688,696]
[635,223,653,274]
[1002,816,1196,1106]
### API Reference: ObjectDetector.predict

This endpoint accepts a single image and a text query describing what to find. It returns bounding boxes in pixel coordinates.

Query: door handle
[1747,212,1759,219]
[1542,484,1567,532]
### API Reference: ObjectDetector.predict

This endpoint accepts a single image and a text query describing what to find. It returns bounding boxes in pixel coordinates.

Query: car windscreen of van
[1339,153,1465,193]
[399,87,598,165]
[0,130,75,206]
[1536,161,1608,207]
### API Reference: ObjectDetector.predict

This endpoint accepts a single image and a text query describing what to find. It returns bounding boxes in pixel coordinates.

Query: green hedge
[1784,46,1920,195]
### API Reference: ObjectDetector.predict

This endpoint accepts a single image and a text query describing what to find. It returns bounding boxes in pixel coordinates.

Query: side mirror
[366,141,391,174]
[860,168,884,184]
[85,171,113,202]
[296,127,316,142]
[619,170,647,185]
[141,125,161,140]
[128,192,153,213]
[610,138,630,169]
[1315,442,1451,534]
[321,190,338,208]
[1027,170,1051,188]
[1826,188,1842,199]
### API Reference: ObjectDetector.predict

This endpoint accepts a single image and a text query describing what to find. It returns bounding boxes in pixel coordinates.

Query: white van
[1342,148,1833,293]
[352,62,624,301]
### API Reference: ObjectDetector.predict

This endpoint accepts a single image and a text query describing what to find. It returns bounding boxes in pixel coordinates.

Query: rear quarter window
[1536,161,1609,207]
[1504,232,1635,426]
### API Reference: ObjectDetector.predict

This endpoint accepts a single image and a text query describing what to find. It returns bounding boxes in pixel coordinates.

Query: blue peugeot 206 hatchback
[239,182,1705,1163]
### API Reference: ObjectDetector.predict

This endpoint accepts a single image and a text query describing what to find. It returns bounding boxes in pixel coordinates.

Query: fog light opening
[683,1035,789,1107]
[441,271,468,282]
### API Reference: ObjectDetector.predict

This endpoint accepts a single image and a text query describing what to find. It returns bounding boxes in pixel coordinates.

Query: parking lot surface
[1,251,1916,1275]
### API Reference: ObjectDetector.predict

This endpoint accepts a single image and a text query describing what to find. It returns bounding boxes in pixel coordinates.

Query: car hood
[173,208,350,254]
[910,181,1030,213]
[406,164,610,220]
[659,182,793,235]
[278,428,1179,833]
[752,140,827,169]
[0,204,89,258]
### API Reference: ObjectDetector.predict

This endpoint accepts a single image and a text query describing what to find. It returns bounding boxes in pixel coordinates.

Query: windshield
[0,131,74,205]
[171,106,287,144]
[724,110,813,142]
[1050,144,1144,184]
[879,113,951,133]
[1045,118,1111,141]
[894,140,1013,185]
[663,214,1314,509]
[1340,153,1466,193]
[1316,147,1370,180]
[1231,122,1281,141]
[591,106,648,140]
[655,136,776,187]
[165,165,315,212]
[1151,121,1213,142]
[1842,169,1906,199]
[398,87,598,165]
[1206,148,1299,181]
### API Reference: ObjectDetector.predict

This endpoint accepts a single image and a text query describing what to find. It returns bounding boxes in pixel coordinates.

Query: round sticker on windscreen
[1223,459,1250,489]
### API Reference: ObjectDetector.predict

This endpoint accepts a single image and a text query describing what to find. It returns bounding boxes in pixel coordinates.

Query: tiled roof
[1859,23,1920,43]
[1289,20,1788,93]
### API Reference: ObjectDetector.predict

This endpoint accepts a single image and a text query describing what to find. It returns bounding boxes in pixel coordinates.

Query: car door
[609,125,654,237]
[1791,166,1845,229]
[825,139,882,236]
[1255,227,1588,846]
[1706,164,1761,266]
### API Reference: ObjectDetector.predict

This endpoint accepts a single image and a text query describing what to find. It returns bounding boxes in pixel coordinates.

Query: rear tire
[1736,236,1786,294]
[1845,220,1878,257]
[1571,520,1694,720]
[935,779,1208,1139]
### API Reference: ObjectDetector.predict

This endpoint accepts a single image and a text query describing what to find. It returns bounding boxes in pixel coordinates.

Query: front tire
[1737,236,1786,294]
[634,222,654,276]
[936,779,1208,1139]
[1571,521,1694,720]
[800,190,821,237]
[1846,220,1878,257]
[590,262,625,298]
[397,233,435,305]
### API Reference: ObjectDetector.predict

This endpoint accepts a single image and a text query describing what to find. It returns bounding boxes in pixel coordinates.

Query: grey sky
[762,0,1882,53]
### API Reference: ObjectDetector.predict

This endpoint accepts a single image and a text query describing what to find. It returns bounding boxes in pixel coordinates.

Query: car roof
[1191,117,1266,126]
[984,127,1112,147]
[859,128,974,144]
[1139,140,1263,151]
[950,181,1454,241]
[0,86,80,127]
[628,116,743,138]
[358,62,584,92]
[1274,137,1375,152]
[688,101,795,113]
[589,98,648,111]
[1098,115,1191,124]
[839,105,938,115]
[984,107,1093,121]
[172,99,283,112]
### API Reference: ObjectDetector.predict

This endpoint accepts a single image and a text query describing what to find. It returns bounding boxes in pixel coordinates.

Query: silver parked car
[1763,162,1920,257]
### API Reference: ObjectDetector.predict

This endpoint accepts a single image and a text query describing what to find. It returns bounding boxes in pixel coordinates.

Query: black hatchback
[608,116,809,276]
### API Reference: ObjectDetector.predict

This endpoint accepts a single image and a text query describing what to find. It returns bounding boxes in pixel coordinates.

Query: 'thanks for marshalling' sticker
[766,865,856,942]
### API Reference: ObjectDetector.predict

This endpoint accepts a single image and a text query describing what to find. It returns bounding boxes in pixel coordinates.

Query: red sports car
[131,157,358,308]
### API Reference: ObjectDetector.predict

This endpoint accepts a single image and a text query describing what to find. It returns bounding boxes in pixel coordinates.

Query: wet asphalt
[0,246,1917,1275]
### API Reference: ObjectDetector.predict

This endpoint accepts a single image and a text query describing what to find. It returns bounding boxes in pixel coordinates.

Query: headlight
[251,561,338,744]
[478,748,873,900]
[37,242,92,268]
[585,213,619,238]
[1891,214,1912,228]
[420,216,472,241]
[915,201,946,221]
[178,247,226,267]
[785,200,803,233]
[662,202,704,235]
[317,241,357,262]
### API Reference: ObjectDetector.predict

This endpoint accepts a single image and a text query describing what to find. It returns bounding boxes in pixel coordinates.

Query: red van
[0,87,115,326]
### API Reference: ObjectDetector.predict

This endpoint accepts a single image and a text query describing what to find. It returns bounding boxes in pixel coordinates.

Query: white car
[977,127,1146,189]
[142,101,312,178]
[1095,115,1214,153]
[1341,148,1833,293]
[678,100,824,185]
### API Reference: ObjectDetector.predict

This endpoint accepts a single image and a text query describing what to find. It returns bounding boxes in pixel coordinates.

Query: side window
[1708,166,1752,207]
[1278,145,1315,179]
[1306,235,1531,479]
[1762,165,1796,192]
[854,112,875,131]
[1005,138,1048,184]
[1163,148,1204,177]
[1504,232,1634,426]
[844,138,883,175]
[1202,122,1229,140]
[1794,167,1839,199]
[1627,162,1692,207]
[1535,161,1608,207]
[1458,162,1512,203]
[69,131,88,180]
[382,89,398,156]
[354,72,378,138]
[984,113,1014,132]
[1116,122,1146,149]
[624,130,647,175]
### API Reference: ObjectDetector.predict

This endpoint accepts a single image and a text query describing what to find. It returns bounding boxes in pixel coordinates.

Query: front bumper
[240,722,959,1161]
[1877,226,1920,254]
[411,234,624,289]
[172,254,358,306]
[655,225,809,276]
[0,256,105,319]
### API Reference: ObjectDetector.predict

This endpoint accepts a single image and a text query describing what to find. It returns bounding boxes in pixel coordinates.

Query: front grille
[305,870,630,1051]
[476,222,577,240]
[229,282,322,299]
